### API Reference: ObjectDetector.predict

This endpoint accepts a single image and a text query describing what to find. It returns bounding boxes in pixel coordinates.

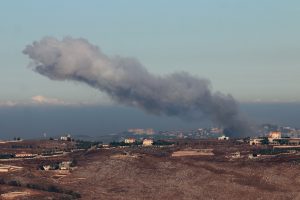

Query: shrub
[8,180,21,187]
[47,185,62,193]
[26,183,43,190]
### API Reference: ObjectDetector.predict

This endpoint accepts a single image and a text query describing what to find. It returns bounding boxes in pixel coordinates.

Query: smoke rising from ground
[23,37,251,137]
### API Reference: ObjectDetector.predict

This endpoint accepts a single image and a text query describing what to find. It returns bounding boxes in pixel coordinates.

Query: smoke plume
[23,37,251,137]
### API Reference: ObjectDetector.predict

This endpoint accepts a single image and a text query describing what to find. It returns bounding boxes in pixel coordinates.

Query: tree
[277,139,289,145]
[261,137,269,145]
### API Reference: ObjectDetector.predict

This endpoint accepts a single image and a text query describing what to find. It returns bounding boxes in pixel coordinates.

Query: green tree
[260,137,269,145]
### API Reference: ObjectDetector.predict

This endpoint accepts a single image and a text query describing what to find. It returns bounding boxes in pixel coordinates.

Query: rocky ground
[1,141,300,199]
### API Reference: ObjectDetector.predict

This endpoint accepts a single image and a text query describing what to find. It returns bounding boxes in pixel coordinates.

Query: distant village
[1,124,300,163]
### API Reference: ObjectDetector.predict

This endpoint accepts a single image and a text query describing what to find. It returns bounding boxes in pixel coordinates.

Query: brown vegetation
[1,139,300,199]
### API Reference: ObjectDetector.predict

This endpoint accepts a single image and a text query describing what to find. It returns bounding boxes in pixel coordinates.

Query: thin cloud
[0,95,112,107]
[31,95,67,105]
[0,101,18,107]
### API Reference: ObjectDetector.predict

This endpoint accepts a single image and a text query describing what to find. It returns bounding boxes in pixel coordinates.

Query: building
[269,131,281,139]
[124,138,136,144]
[60,134,71,141]
[59,161,72,170]
[128,128,155,135]
[230,151,241,158]
[14,153,37,158]
[268,131,281,143]
[218,135,229,140]
[249,138,264,145]
[286,138,300,145]
[143,139,153,146]
[210,128,222,134]
[42,165,52,171]
[145,129,155,135]
[248,153,259,159]
[128,128,145,135]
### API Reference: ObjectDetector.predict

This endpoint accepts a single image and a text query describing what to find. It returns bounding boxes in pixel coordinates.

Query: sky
[0,0,299,105]
[0,1,300,138]
[1,103,300,139]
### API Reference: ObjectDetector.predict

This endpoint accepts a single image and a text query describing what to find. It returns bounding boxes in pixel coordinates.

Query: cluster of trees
[11,144,33,149]
[0,178,81,198]
[153,140,174,146]
[273,139,290,145]
[256,148,300,155]
[0,153,15,159]
[260,137,269,145]
[109,141,142,147]
[75,140,102,150]
[27,183,81,198]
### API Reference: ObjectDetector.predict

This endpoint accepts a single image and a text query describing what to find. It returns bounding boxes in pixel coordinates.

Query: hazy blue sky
[1,103,300,139]
[0,0,300,104]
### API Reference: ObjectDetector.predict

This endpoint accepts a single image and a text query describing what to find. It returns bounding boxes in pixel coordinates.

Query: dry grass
[172,149,214,157]
[2,141,300,199]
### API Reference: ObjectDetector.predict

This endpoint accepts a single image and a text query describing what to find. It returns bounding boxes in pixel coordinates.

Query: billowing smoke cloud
[23,37,251,137]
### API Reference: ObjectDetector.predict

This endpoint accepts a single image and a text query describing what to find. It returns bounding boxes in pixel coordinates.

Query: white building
[60,134,71,141]
[43,165,51,171]
[143,139,153,146]
[218,136,229,140]
[249,138,264,145]
[124,138,136,144]
[15,153,37,158]
[268,131,281,143]
[59,161,72,170]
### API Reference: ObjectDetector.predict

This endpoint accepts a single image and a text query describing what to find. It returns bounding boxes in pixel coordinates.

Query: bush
[153,140,174,146]
[275,139,289,145]
[76,140,102,149]
[48,185,62,193]
[256,148,300,155]
[0,178,5,184]
[70,158,77,167]
[8,180,21,187]
[26,183,43,190]
[260,137,269,145]
[65,190,81,198]
[109,141,129,147]
[25,182,81,199]
[0,154,14,159]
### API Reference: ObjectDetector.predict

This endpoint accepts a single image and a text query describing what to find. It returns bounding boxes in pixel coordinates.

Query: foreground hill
[1,140,300,199]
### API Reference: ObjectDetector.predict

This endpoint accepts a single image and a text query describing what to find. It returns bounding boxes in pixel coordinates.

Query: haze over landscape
[0,103,300,139]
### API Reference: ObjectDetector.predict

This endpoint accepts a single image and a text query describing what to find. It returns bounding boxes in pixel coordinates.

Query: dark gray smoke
[23,37,251,137]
